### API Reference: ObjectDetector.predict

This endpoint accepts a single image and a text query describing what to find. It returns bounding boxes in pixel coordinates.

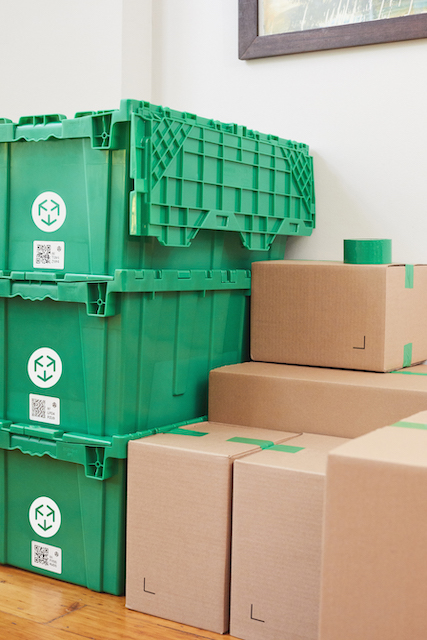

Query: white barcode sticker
[33,241,65,269]
[31,540,62,574]
[29,393,60,425]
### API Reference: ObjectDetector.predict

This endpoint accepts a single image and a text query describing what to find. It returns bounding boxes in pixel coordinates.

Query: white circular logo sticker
[27,348,62,388]
[29,496,61,538]
[32,191,66,232]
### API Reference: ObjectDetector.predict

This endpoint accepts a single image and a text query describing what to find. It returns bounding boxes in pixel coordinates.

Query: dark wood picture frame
[239,0,427,58]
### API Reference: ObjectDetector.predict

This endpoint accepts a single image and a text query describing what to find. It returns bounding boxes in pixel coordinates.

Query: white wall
[0,0,150,120]
[150,0,427,263]
[2,0,427,263]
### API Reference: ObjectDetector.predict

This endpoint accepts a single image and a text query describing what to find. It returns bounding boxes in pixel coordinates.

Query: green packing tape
[390,371,427,376]
[405,264,414,289]
[392,421,427,430]
[227,437,275,449]
[269,444,305,453]
[168,427,209,437]
[403,343,413,368]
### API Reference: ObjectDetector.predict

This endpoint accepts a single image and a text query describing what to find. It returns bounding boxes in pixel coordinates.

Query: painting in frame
[239,0,427,57]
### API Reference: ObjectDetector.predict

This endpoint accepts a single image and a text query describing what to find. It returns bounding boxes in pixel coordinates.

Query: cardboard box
[125,421,299,634]
[319,410,427,640]
[230,432,348,640]
[251,260,427,372]
[208,361,427,439]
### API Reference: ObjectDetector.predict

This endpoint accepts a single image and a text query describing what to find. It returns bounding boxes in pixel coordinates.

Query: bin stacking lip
[0,415,208,479]
[0,268,250,438]
[0,99,315,276]
[0,267,251,317]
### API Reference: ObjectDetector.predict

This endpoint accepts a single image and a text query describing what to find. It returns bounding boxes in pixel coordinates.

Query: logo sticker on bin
[32,191,66,232]
[29,496,61,538]
[27,348,62,389]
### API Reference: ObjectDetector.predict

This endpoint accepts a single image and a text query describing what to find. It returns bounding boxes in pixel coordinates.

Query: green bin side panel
[135,117,315,249]
[2,450,126,595]
[0,450,6,563]
[0,290,249,437]
[4,138,139,275]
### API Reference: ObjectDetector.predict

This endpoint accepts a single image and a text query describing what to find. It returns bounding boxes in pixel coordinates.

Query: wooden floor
[0,565,238,640]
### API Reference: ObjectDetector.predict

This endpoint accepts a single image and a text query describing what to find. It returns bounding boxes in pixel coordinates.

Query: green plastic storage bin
[0,100,315,276]
[0,269,249,437]
[0,417,206,594]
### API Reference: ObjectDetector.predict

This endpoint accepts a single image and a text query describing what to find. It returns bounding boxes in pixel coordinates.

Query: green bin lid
[343,239,392,265]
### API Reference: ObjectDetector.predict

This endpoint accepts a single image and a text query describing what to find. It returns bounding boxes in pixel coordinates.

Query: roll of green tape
[343,239,392,264]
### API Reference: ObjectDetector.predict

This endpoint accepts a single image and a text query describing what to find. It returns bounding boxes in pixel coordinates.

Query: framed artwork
[239,0,427,58]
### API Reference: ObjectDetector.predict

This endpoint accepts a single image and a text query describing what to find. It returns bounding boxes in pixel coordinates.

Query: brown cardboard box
[230,432,348,640]
[208,361,427,438]
[251,260,427,372]
[125,421,299,634]
[319,410,427,640]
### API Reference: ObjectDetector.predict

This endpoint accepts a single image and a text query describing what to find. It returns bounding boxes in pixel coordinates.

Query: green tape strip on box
[227,437,275,449]
[269,444,305,453]
[403,343,413,368]
[392,421,427,430]
[390,370,427,376]
[168,427,209,436]
[405,264,414,289]
[167,432,305,451]
[393,264,414,369]
[227,438,305,452]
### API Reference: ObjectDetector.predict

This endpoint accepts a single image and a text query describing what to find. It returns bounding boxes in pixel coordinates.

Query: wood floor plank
[0,566,87,623]
[0,609,86,640]
[50,606,220,640]
[61,596,234,640]
[0,566,238,640]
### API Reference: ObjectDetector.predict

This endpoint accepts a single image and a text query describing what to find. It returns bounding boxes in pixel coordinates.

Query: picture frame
[239,0,427,58]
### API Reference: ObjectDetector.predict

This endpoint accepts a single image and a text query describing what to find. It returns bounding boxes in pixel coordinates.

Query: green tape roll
[343,239,392,265]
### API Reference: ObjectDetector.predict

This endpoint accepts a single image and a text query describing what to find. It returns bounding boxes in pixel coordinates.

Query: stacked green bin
[0,267,250,593]
[0,268,250,434]
[0,99,315,594]
[0,417,206,595]
[0,99,315,275]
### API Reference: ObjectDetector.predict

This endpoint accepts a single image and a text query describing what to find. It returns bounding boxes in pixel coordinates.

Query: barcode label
[29,394,60,425]
[31,541,62,574]
[33,241,64,269]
